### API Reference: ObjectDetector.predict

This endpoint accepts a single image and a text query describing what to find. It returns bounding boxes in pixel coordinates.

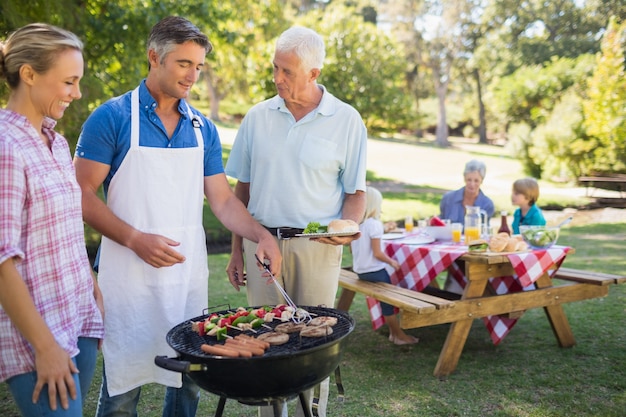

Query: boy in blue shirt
[511,178,547,234]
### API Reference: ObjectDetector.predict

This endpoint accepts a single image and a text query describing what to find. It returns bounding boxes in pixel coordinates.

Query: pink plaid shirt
[0,110,104,382]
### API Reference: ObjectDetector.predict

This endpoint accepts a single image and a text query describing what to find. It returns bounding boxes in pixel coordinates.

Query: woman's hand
[32,342,78,410]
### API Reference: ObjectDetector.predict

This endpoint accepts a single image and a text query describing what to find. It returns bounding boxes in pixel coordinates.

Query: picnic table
[578,175,626,205]
[336,234,624,377]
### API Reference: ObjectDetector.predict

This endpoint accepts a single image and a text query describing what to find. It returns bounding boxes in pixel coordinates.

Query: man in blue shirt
[74,16,281,417]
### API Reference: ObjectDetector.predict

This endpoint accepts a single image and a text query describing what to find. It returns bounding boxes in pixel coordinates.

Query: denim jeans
[357,268,395,315]
[6,337,99,417]
[95,362,200,417]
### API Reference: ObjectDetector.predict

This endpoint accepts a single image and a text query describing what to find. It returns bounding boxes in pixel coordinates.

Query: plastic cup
[451,223,463,243]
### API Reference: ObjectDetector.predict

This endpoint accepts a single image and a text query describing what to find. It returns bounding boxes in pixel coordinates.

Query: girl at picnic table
[350,186,420,345]
[511,177,547,234]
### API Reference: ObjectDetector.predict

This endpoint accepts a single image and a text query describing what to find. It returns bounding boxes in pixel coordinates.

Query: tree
[378,0,430,136]
[0,0,154,141]
[425,0,475,147]
[197,0,287,121]
[582,16,626,174]
[292,2,413,131]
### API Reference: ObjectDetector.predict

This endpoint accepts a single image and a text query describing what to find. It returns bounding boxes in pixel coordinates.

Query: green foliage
[492,54,602,180]
[295,4,414,132]
[582,16,626,175]
[2,0,626,176]
[196,0,287,118]
[506,122,543,178]
[490,55,595,129]
[529,91,589,180]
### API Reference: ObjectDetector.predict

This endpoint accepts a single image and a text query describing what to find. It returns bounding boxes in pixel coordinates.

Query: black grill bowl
[155,306,354,403]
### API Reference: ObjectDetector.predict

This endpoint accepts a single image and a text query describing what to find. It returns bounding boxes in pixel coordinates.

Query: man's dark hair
[147,16,212,66]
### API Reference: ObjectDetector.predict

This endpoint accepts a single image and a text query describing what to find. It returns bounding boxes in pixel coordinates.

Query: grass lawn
[1,138,625,416]
[1,228,623,417]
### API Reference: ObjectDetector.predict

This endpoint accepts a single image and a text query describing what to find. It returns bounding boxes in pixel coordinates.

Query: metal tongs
[255,255,312,324]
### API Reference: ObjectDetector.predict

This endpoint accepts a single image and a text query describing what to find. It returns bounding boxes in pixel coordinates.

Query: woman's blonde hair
[513,177,540,205]
[363,186,383,223]
[0,23,82,89]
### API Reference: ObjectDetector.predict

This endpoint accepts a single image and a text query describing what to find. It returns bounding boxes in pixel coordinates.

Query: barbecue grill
[155,305,354,417]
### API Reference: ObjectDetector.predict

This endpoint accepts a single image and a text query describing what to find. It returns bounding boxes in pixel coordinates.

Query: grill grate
[167,306,354,359]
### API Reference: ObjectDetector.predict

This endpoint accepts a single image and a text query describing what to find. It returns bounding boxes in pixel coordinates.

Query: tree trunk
[203,66,221,122]
[474,68,488,144]
[406,64,424,137]
[434,68,450,147]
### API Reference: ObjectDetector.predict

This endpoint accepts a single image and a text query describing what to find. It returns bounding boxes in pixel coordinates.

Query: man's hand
[127,231,185,268]
[226,249,246,291]
[312,232,361,246]
[254,234,283,277]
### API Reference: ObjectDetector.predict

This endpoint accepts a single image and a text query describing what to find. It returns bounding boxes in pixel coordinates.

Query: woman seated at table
[351,187,420,345]
[440,160,495,294]
[439,159,495,226]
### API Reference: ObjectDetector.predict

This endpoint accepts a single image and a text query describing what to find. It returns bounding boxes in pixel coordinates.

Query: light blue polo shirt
[225,85,368,228]
[75,80,224,198]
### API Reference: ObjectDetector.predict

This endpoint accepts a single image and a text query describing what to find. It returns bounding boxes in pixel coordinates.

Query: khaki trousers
[243,237,342,417]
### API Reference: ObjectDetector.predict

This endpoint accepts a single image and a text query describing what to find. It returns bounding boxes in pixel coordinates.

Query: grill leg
[299,392,313,417]
[273,399,286,417]
[214,396,227,417]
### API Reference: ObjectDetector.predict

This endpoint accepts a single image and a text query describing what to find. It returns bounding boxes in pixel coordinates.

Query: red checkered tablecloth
[365,236,466,330]
[366,237,571,345]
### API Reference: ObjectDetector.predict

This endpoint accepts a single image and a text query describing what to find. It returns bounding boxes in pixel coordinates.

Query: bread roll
[504,238,518,252]
[515,240,529,251]
[328,219,359,233]
[489,233,509,252]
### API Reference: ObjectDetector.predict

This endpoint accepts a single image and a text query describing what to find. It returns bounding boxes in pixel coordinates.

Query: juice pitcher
[464,206,487,242]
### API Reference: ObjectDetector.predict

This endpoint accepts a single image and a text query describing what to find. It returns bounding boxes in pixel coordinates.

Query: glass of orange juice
[464,226,480,243]
[404,216,414,233]
[451,223,462,243]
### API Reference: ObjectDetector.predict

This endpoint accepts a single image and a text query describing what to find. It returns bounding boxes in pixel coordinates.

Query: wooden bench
[578,175,626,198]
[337,267,625,330]
[335,269,455,317]
[337,262,625,377]
[553,267,626,285]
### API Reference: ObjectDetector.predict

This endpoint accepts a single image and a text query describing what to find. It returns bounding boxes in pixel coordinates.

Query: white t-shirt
[351,217,388,274]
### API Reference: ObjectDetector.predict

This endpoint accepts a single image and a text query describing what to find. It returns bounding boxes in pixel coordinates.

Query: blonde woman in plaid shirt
[0,24,104,416]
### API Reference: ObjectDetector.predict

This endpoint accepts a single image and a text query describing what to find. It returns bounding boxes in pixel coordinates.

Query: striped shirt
[0,109,104,382]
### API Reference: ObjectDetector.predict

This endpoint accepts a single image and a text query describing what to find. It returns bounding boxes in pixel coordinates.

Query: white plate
[294,231,359,238]
[382,233,405,240]
[399,235,435,245]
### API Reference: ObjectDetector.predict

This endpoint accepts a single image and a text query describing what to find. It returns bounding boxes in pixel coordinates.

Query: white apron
[98,88,209,395]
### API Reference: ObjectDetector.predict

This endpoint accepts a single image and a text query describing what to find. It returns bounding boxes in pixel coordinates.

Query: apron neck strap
[131,87,140,148]
[131,88,204,151]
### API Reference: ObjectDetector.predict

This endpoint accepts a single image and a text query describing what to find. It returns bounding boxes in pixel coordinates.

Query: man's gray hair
[275,26,325,72]
[464,159,487,179]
